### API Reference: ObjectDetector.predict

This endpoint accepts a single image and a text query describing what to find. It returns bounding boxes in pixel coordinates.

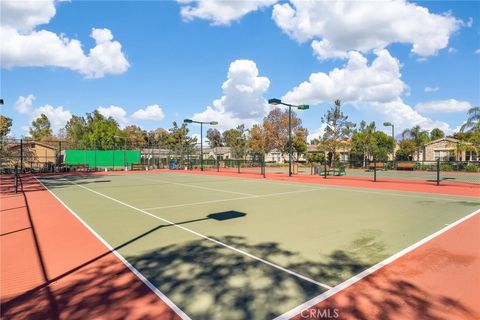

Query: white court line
[169,172,477,203]
[56,177,332,291]
[141,188,325,211]
[134,175,257,197]
[274,208,480,320]
[34,177,192,320]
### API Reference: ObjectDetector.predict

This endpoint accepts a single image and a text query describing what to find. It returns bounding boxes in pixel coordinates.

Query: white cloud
[131,104,165,120]
[0,0,56,32]
[31,104,72,133]
[475,49,480,54]
[282,49,454,133]
[192,59,270,130]
[97,105,129,127]
[178,0,277,25]
[368,100,451,133]
[14,94,35,114]
[272,0,461,60]
[465,17,473,28]
[191,133,207,145]
[307,124,326,142]
[415,99,472,114]
[0,1,129,78]
[282,49,405,105]
[448,47,457,54]
[424,86,439,93]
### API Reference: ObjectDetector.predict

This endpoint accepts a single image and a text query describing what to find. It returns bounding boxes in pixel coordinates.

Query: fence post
[237,159,240,174]
[436,160,440,186]
[14,165,18,193]
[58,140,62,171]
[262,155,266,178]
[373,160,377,182]
[20,139,23,173]
[323,162,327,179]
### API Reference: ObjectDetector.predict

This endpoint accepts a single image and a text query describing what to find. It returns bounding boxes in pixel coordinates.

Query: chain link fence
[1,138,478,186]
[307,160,479,186]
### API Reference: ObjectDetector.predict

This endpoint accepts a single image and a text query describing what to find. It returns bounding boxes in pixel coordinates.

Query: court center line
[141,187,326,211]
[34,177,192,320]
[274,208,480,320]
[58,178,332,290]
[133,175,257,197]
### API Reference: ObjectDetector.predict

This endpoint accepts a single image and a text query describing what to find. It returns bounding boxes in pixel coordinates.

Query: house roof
[424,137,462,146]
[9,140,57,150]
[210,147,231,155]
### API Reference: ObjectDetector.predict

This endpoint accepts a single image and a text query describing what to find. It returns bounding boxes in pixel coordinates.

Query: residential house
[7,140,58,171]
[419,137,479,162]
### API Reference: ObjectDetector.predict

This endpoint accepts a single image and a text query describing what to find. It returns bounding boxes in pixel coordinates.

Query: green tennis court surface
[39,172,479,319]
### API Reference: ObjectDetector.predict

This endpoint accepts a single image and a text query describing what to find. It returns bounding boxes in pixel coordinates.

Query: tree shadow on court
[125,235,476,320]
[2,217,476,319]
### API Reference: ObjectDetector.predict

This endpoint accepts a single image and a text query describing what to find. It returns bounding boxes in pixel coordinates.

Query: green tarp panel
[64,150,141,167]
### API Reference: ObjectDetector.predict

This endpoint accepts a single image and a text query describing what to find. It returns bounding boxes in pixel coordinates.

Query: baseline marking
[274,208,480,319]
[133,175,257,197]
[35,177,192,320]
[56,177,332,290]
[141,188,325,211]
[172,172,477,203]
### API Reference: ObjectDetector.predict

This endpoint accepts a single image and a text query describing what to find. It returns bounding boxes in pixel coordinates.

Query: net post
[436,159,440,186]
[374,160,377,182]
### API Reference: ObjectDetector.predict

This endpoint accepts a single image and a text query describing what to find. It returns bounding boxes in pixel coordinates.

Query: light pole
[383,122,394,139]
[383,122,395,161]
[268,98,309,177]
[184,119,218,171]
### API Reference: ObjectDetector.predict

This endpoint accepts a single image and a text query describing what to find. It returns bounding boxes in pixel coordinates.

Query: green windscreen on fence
[64,150,141,167]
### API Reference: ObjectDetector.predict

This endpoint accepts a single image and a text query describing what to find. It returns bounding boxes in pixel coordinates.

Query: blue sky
[1,0,479,141]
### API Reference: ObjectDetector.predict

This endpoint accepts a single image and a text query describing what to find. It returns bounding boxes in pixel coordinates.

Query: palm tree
[402,125,430,161]
[460,106,480,133]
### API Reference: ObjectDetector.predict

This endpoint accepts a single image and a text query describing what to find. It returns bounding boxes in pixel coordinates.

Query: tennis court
[10,171,474,319]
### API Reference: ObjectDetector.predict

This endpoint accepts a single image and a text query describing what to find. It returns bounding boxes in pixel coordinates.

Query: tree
[147,128,170,145]
[29,114,52,140]
[402,125,429,160]
[460,106,480,133]
[247,124,266,157]
[320,99,355,166]
[65,115,88,147]
[350,121,376,166]
[206,128,223,148]
[0,115,13,138]
[306,152,325,164]
[292,127,308,159]
[124,125,147,147]
[371,131,395,162]
[395,139,416,161]
[262,107,306,158]
[223,125,247,159]
[86,111,124,149]
[166,122,197,158]
[430,128,445,141]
